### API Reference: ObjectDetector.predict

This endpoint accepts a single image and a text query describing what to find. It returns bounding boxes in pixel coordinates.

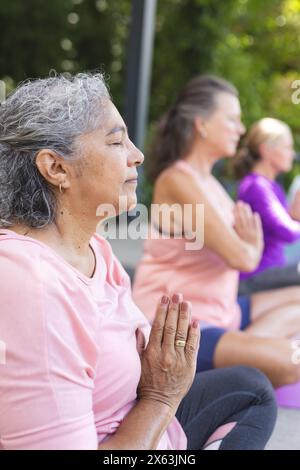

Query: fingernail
[180,301,189,312]
[172,293,180,303]
[192,319,199,329]
[161,295,169,304]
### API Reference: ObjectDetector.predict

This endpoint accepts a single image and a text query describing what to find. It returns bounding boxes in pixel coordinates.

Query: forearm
[253,198,300,242]
[98,398,175,450]
[220,236,261,272]
[235,241,261,272]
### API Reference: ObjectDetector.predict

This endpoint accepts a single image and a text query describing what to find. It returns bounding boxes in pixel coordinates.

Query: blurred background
[1,0,300,200]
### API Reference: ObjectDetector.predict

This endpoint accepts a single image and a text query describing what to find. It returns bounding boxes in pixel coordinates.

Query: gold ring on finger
[175,339,186,347]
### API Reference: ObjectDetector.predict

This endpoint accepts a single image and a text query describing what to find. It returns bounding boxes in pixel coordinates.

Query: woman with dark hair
[233,118,300,294]
[0,73,277,450]
[133,75,300,393]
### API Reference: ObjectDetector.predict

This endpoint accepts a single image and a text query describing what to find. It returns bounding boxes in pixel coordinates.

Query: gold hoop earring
[59,183,64,194]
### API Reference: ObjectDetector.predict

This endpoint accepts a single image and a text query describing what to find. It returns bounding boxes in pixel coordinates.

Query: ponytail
[233,146,260,179]
[147,106,194,183]
[147,75,238,183]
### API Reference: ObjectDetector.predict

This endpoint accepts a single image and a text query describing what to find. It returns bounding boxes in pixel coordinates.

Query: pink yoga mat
[275,381,300,408]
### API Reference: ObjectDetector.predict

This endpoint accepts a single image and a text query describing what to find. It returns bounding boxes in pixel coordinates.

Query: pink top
[133,160,241,330]
[0,229,186,450]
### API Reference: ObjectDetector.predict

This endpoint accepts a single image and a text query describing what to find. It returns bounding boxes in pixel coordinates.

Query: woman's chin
[117,193,137,214]
[219,144,238,158]
[223,150,236,159]
[227,144,239,157]
[128,200,137,212]
[279,163,293,174]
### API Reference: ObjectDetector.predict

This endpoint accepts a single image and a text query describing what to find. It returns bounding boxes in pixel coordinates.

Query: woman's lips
[125,178,138,183]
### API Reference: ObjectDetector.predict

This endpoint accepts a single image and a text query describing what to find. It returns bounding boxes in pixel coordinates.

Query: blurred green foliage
[151,0,300,193]
[0,0,299,194]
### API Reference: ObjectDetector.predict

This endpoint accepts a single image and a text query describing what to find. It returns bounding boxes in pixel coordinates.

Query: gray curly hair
[0,72,110,228]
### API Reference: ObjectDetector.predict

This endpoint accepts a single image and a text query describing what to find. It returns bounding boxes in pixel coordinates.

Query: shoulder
[0,233,83,299]
[155,164,196,187]
[153,164,206,205]
[239,174,273,200]
[0,235,46,341]
[0,234,43,282]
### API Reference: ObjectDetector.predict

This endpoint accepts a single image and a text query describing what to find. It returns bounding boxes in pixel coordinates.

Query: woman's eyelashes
[107,140,122,146]
[108,132,127,147]
[111,136,124,146]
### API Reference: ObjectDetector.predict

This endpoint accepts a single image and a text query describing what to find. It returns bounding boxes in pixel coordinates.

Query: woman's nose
[129,141,144,167]
[136,148,145,166]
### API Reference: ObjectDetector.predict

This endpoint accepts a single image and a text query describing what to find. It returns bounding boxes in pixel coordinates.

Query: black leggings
[176,366,277,450]
[238,263,300,295]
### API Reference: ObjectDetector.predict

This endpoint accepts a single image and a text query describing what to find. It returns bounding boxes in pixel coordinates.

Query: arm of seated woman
[155,169,263,272]
[98,399,174,450]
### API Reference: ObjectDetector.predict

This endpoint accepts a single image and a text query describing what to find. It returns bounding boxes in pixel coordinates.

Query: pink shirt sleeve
[0,241,98,450]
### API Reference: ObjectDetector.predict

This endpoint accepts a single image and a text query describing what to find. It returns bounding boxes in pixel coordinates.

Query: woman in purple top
[234,118,300,294]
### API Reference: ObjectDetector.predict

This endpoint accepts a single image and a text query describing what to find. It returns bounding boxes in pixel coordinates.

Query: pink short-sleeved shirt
[0,229,186,450]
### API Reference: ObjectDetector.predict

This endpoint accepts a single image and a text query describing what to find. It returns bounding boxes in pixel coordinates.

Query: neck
[10,200,99,260]
[252,161,278,181]
[184,143,219,177]
[43,214,96,257]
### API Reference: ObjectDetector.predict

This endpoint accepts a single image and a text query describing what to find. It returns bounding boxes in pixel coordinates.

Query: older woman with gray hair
[0,73,276,450]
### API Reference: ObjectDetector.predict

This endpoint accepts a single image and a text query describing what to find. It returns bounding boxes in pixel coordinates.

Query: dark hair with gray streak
[0,72,110,228]
[148,75,238,182]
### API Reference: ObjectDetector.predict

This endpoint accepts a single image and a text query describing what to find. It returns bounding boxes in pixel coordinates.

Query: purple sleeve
[239,179,300,243]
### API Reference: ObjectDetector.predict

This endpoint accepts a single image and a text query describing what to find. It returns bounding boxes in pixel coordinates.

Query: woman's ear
[35,149,71,190]
[194,116,208,139]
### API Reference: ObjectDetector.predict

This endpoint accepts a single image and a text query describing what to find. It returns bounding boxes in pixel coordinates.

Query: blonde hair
[233,118,291,179]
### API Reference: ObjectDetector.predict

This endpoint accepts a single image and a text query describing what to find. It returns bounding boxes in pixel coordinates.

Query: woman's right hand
[137,293,200,414]
[234,201,264,256]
